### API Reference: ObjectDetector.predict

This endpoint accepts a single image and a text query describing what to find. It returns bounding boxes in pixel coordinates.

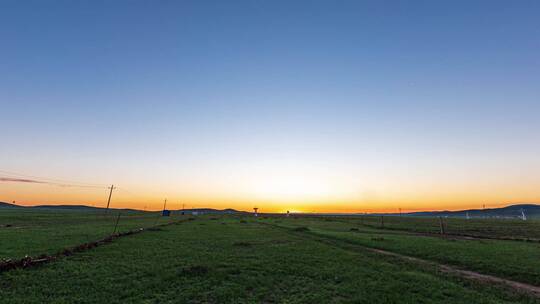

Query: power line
[0,169,174,213]
[115,187,143,197]
[0,175,108,189]
[0,169,109,187]
[0,169,109,189]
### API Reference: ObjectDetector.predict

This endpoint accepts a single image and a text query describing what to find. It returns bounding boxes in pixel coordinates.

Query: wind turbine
[521,208,527,221]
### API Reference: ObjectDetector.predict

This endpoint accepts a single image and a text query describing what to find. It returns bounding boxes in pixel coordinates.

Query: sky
[1,1,539,212]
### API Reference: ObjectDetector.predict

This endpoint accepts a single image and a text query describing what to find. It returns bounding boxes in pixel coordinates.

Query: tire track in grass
[0,218,191,273]
[259,221,540,299]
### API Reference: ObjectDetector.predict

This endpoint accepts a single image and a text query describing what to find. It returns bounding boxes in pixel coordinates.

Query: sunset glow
[1,1,539,213]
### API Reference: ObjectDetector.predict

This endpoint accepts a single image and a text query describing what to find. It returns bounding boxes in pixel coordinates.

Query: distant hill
[405,204,540,219]
[0,202,139,212]
[0,201,22,208]
[5,201,536,218]
[172,208,244,214]
[0,202,243,214]
[33,204,103,210]
[32,206,244,214]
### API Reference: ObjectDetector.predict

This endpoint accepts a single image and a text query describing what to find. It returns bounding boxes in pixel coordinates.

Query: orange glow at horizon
[1,180,539,213]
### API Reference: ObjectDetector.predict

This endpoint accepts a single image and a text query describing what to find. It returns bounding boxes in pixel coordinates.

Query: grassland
[261,217,540,286]
[1,210,539,303]
[0,208,177,259]
[347,215,540,240]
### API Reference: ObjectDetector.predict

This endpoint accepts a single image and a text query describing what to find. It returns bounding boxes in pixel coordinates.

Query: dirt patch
[269,239,292,244]
[179,265,209,277]
[233,241,253,247]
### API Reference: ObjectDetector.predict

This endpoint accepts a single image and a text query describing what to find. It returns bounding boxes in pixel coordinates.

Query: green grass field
[261,217,540,286]
[0,208,178,259]
[1,210,539,303]
[343,215,540,240]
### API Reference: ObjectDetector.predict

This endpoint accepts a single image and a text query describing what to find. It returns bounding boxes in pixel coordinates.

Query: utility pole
[105,184,115,213]
[154,198,167,226]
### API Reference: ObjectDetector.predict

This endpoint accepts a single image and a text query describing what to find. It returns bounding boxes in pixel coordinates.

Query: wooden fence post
[113,212,122,235]
[380,215,384,228]
[439,216,445,235]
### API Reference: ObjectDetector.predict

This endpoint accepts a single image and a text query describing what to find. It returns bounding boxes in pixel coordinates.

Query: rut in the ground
[366,247,540,298]
[0,218,189,273]
[261,222,540,299]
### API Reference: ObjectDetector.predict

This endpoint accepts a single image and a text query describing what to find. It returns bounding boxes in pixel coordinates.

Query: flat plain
[1,210,539,303]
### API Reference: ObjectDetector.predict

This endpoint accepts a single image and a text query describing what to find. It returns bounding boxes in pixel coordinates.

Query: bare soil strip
[348,226,505,242]
[262,222,540,298]
[367,247,540,298]
[0,218,189,273]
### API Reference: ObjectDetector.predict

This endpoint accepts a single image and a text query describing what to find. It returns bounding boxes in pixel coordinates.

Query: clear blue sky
[1,1,539,211]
